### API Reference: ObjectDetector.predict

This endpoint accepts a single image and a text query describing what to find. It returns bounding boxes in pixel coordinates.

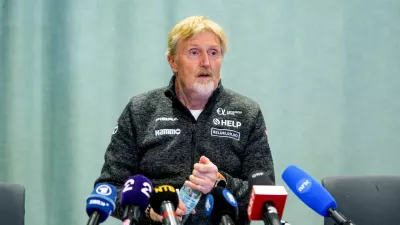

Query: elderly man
[95,15,275,225]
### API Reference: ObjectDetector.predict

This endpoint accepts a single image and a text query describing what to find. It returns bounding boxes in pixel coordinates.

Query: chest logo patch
[211,127,240,141]
[213,118,241,128]
[155,129,181,136]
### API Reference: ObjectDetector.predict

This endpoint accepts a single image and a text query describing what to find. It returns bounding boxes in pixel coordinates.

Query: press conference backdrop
[1,0,399,224]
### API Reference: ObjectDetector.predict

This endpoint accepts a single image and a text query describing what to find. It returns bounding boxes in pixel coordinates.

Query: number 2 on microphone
[122,179,152,198]
[122,179,135,192]
[141,182,152,198]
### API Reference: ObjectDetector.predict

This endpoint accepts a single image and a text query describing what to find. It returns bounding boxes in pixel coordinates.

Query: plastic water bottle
[178,183,201,224]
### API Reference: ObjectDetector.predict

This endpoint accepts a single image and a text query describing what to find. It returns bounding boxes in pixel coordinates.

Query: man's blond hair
[166,16,228,58]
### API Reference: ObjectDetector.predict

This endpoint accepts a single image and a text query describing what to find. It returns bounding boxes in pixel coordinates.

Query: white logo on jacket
[213,118,241,128]
[155,117,178,122]
[216,108,242,116]
[112,124,118,134]
[211,128,240,141]
[155,129,181,136]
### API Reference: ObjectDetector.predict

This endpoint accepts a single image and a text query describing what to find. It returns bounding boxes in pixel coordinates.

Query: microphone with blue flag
[86,183,118,225]
[205,186,238,225]
[282,165,356,225]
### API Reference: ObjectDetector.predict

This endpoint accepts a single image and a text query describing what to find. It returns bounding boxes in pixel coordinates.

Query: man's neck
[175,82,210,110]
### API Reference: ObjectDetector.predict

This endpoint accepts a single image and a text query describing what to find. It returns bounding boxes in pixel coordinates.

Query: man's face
[168,31,223,98]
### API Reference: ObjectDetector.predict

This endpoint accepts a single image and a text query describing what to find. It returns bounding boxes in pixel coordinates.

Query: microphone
[120,175,153,225]
[204,186,238,225]
[149,184,180,225]
[247,171,288,225]
[86,183,117,225]
[282,165,356,225]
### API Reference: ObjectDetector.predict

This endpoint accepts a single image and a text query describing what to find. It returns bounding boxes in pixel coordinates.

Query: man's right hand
[149,199,187,222]
[149,207,162,222]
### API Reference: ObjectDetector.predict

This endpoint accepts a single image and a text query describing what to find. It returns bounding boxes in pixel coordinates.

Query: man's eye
[209,50,219,56]
[190,50,199,55]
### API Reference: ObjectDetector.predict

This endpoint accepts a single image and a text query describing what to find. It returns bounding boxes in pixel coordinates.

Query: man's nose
[200,52,210,69]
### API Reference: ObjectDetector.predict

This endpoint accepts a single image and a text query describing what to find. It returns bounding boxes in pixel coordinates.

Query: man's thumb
[199,155,211,164]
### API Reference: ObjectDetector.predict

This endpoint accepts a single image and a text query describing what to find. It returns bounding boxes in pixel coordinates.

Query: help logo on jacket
[213,118,241,128]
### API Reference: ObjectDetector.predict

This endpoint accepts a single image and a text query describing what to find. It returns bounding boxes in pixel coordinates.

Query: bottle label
[178,185,201,215]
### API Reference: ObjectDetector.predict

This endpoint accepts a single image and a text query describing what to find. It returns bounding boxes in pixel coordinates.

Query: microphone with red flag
[247,171,288,225]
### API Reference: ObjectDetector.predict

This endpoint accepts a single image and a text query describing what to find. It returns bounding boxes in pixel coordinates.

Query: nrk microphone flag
[281,165,337,217]
[86,183,117,223]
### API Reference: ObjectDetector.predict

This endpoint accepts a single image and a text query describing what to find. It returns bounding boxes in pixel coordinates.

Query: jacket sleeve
[94,100,140,220]
[219,107,275,224]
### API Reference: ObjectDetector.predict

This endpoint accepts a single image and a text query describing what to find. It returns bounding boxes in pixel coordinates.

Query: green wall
[1,1,399,224]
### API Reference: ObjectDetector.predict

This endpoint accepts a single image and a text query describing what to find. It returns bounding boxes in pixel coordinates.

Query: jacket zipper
[166,89,200,175]
[191,123,196,172]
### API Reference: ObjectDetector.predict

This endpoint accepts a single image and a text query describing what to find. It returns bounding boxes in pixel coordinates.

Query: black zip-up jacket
[95,76,275,224]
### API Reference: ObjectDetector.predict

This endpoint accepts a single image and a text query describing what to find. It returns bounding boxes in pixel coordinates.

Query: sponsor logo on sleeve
[112,124,118,135]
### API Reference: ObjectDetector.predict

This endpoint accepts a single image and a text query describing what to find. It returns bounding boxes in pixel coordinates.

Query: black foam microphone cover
[206,186,238,224]
[149,184,179,214]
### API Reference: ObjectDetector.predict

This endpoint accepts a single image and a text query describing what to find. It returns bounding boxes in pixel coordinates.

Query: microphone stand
[328,208,356,225]
[343,222,356,225]
[262,204,281,225]
[219,215,235,225]
[87,211,100,225]
[333,222,356,225]
[122,205,141,225]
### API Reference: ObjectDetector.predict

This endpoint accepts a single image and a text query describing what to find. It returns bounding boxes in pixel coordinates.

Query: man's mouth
[198,74,211,78]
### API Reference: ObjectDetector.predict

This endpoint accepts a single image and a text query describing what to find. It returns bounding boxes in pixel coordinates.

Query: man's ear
[167,55,178,73]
